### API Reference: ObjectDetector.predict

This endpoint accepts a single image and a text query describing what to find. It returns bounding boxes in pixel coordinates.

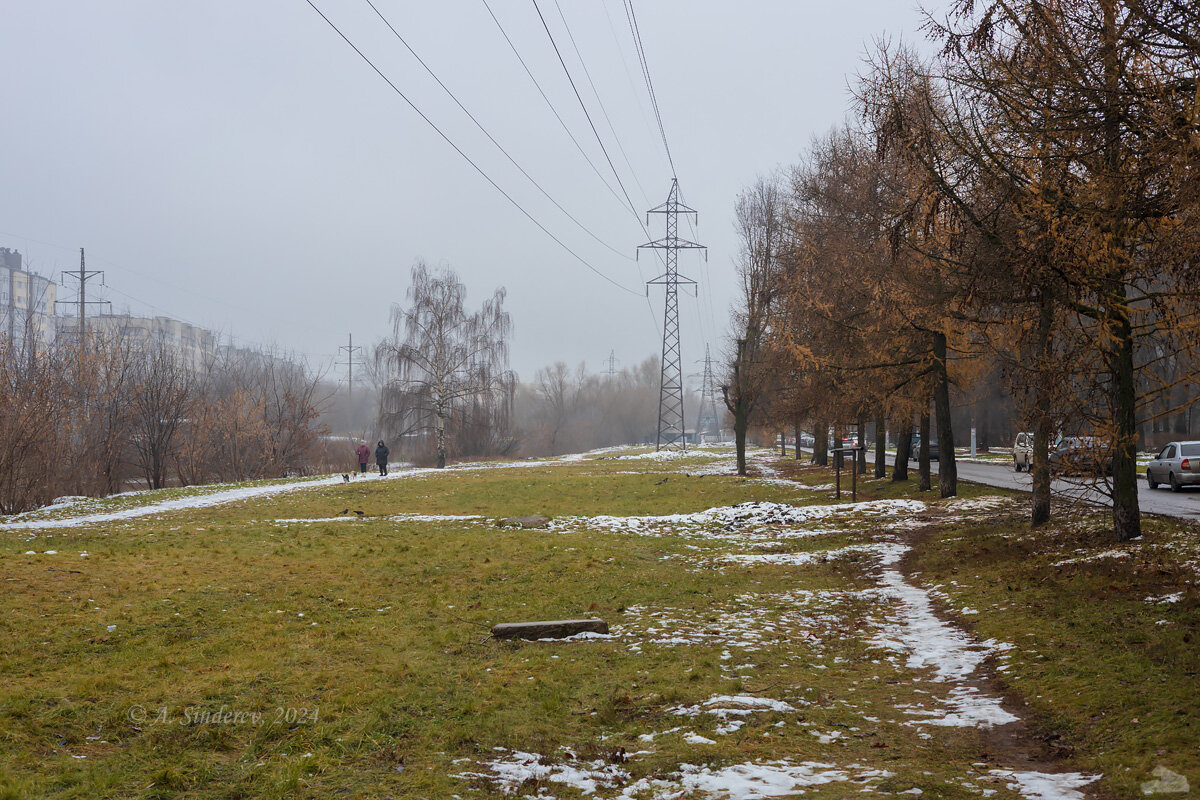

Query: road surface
[810,449,1200,522]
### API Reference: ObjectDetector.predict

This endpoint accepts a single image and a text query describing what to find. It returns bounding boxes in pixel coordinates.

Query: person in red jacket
[355,441,370,474]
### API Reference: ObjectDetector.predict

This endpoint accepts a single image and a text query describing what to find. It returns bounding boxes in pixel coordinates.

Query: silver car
[1146,441,1200,492]
[1013,432,1034,471]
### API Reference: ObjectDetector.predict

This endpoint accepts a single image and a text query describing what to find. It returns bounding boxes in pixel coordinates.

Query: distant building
[0,247,58,353]
[56,313,217,371]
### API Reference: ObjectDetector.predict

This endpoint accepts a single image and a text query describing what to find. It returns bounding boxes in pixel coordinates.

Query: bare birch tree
[376,260,514,468]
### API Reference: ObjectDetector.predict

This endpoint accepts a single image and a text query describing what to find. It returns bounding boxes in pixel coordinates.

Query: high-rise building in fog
[0,247,58,352]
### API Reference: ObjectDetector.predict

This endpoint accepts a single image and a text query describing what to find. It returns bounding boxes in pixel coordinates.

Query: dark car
[1146,441,1200,492]
[1048,436,1112,476]
[909,436,939,461]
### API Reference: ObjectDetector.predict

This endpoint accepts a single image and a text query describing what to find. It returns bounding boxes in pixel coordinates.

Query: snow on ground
[870,542,1018,729]
[270,513,485,526]
[453,749,630,795]
[989,770,1101,800]
[619,761,896,799]
[1053,548,1132,567]
[550,499,926,540]
[457,752,897,799]
[617,584,887,657]
[0,470,436,531]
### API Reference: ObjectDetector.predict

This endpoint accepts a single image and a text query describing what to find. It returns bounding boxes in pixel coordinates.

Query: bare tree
[376,260,514,468]
[129,340,194,490]
[724,176,787,476]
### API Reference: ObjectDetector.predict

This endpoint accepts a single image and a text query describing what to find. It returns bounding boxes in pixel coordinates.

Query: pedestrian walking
[375,440,390,476]
[355,441,370,474]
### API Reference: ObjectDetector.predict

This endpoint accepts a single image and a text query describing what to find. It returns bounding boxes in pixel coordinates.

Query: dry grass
[0,445,1194,799]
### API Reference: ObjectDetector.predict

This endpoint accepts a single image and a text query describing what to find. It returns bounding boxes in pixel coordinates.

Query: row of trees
[726,0,1200,541]
[0,335,327,514]
[517,357,671,456]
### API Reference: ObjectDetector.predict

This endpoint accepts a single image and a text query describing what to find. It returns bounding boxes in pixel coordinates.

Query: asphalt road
[811,448,1200,522]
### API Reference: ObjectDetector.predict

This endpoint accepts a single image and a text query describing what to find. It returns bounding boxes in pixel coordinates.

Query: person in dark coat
[355,441,370,473]
[374,441,390,476]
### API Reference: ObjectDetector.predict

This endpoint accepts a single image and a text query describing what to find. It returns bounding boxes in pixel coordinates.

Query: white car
[1013,432,1034,471]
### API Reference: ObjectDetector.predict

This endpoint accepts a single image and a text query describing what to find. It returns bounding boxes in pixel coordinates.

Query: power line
[479,0,634,220]
[303,0,641,296]
[362,0,634,264]
[526,0,668,331]
[550,0,653,208]
[530,0,644,220]
[624,0,677,178]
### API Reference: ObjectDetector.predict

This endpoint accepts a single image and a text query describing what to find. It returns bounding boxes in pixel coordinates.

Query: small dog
[342,473,350,483]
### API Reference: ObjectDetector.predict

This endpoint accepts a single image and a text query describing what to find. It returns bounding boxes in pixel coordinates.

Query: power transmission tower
[694,344,722,442]
[605,350,619,378]
[336,331,362,402]
[57,248,109,345]
[639,179,705,450]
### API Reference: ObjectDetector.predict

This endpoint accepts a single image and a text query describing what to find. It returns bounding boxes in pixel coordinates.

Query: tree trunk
[813,417,828,466]
[1110,303,1141,540]
[1099,3,1140,541]
[436,405,447,469]
[733,400,748,477]
[918,409,931,492]
[1031,291,1055,527]
[933,331,957,498]
[856,414,867,474]
[892,417,912,482]
[780,432,787,457]
[794,419,803,460]
[874,415,887,478]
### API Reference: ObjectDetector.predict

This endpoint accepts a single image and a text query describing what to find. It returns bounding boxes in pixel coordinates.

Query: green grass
[911,511,1200,798]
[0,445,1196,798]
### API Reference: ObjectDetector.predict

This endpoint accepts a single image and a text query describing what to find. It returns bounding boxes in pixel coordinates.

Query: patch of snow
[454,750,630,795]
[1,469,433,530]
[1053,549,1131,567]
[670,695,796,720]
[989,770,1101,800]
[617,761,894,800]
[871,544,1018,728]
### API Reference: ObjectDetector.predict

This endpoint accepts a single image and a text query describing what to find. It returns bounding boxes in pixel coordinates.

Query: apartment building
[56,313,217,371]
[0,247,58,352]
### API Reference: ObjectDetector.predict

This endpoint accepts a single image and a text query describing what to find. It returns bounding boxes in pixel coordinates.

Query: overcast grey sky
[1,1,943,380]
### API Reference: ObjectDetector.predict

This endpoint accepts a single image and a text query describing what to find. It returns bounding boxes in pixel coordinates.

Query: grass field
[1,445,1196,799]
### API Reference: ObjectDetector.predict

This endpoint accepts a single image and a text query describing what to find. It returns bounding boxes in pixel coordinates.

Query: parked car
[1013,431,1035,471]
[799,433,815,448]
[1048,436,1112,476]
[909,436,939,461]
[1146,441,1200,492]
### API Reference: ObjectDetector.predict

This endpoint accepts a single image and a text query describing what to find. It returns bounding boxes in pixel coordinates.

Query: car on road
[1048,436,1112,476]
[909,436,939,461]
[1012,431,1036,471]
[1146,441,1200,492]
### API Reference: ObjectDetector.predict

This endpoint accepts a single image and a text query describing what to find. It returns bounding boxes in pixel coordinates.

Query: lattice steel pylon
[639,179,706,450]
[695,344,722,442]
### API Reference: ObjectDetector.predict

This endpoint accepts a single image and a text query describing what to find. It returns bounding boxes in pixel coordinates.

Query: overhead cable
[362,0,634,263]
[624,0,677,178]
[303,0,641,296]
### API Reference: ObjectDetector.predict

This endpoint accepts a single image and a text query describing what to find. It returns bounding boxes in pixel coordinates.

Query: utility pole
[337,333,365,430]
[694,344,721,442]
[639,179,705,450]
[57,248,108,347]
